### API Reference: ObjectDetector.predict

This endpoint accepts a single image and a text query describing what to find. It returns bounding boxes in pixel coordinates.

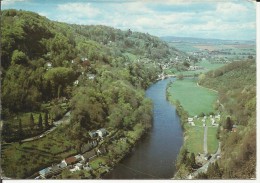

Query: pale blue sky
[1,0,256,40]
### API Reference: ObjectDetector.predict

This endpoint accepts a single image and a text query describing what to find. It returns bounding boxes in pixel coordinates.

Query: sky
[1,0,256,40]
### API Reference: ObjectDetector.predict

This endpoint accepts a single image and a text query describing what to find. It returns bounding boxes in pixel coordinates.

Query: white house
[96,128,108,138]
[74,80,79,86]
[188,118,193,122]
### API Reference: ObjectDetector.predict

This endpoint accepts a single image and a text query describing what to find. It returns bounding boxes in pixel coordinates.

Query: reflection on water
[104,78,183,179]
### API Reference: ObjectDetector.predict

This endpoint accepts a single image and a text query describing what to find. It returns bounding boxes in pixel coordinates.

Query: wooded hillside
[199,60,256,178]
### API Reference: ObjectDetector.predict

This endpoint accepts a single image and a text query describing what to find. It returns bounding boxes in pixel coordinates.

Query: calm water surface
[104,78,183,179]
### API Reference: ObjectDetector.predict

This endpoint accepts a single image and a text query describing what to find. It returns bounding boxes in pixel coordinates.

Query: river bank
[104,78,183,179]
[166,78,220,179]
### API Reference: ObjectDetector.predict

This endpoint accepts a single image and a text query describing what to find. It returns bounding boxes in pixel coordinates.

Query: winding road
[187,142,221,179]
[21,111,71,142]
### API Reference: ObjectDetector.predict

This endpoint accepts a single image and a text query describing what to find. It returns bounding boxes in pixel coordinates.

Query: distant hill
[160,36,255,45]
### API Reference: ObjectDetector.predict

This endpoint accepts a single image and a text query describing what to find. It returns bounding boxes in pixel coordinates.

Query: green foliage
[30,113,35,130]
[200,60,256,178]
[1,9,182,179]
[38,113,43,130]
[223,117,233,131]
[50,104,64,121]
[11,50,28,65]
[206,162,222,179]
[44,112,49,129]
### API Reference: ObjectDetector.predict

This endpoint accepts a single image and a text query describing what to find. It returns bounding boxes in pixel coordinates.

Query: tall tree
[44,112,49,129]
[224,116,233,131]
[29,113,35,130]
[38,113,43,130]
[190,152,196,169]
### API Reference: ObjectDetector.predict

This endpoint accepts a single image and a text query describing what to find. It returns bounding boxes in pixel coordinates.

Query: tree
[190,152,196,169]
[30,113,35,130]
[224,116,233,131]
[44,112,49,129]
[11,50,28,65]
[177,74,184,80]
[38,113,43,130]
[207,162,222,179]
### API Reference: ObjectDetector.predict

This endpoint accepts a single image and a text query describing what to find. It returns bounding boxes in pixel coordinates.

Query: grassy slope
[168,78,218,116]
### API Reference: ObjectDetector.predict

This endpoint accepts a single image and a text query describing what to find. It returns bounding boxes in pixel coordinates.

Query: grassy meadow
[167,78,218,116]
[184,126,204,154]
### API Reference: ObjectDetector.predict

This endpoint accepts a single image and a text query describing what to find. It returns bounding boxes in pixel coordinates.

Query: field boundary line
[196,83,218,93]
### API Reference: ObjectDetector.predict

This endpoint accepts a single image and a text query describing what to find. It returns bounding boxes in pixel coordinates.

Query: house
[97,147,107,155]
[211,119,215,125]
[83,149,96,161]
[75,162,83,169]
[64,156,79,165]
[87,74,95,80]
[46,62,52,68]
[51,162,67,174]
[215,114,221,120]
[190,122,195,126]
[89,131,98,138]
[188,118,193,122]
[74,154,85,162]
[39,162,67,178]
[232,125,237,132]
[81,57,88,61]
[39,167,52,178]
[96,128,108,138]
[74,80,79,86]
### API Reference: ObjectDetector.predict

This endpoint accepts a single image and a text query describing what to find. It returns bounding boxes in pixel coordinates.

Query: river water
[104,78,183,179]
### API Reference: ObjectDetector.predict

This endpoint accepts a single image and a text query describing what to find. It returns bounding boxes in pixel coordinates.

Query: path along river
[104,78,183,179]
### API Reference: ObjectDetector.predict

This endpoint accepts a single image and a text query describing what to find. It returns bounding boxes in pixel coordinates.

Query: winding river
[104,78,184,179]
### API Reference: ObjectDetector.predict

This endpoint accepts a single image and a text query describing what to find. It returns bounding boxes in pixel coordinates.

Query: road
[187,142,221,179]
[203,126,208,155]
[21,111,71,142]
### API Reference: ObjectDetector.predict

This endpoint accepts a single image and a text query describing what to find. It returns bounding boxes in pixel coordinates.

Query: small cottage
[65,156,78,165]
[232,125,237,132]
[96,128,108,138]
[188,118,193,122]
[39,167,52,178]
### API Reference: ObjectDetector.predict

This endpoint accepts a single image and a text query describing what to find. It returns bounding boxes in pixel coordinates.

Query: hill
[160,36,256,45]
[198,60,256,178]
[0,9,187,178]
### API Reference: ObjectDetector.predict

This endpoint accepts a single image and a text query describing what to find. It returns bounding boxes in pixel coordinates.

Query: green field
[185,125,204,154]
[207,127,219,154]
[168,78,218,116]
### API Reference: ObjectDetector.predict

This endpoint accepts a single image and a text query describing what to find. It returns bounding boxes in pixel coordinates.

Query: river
[104,78,183,179]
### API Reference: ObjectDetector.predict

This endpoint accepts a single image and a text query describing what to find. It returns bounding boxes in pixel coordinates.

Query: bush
[50,104,63,120]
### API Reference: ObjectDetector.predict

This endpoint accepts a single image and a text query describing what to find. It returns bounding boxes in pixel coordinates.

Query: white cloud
[2,0,27,6]
[216,2,248,15]
[57,3,100,18]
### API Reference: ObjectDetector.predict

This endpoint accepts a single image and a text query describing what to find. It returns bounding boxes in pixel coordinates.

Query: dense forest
[198,60,256,178]
[1,9,191,178]
[1,9,186,143]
